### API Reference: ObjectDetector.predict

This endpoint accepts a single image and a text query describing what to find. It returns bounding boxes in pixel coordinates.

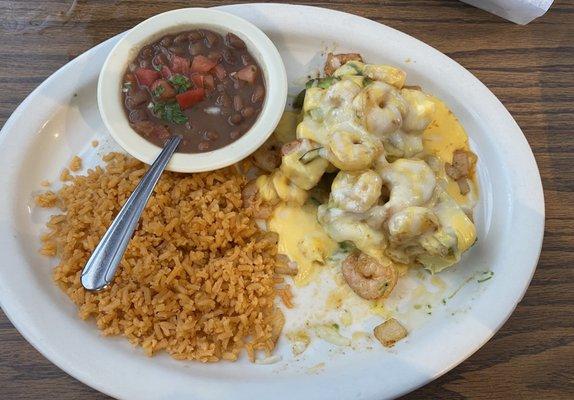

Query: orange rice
[37,152,282,362]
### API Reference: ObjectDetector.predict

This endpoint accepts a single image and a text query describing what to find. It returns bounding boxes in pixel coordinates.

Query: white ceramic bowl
[97,8,287,172]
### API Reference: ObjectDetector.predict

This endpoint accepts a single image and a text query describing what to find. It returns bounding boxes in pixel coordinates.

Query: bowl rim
[97,8,287,173]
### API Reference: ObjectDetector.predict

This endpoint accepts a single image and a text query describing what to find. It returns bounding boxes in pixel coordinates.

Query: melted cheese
[423,96,469,164]
[422,96,478,209]
[269,203,338,286]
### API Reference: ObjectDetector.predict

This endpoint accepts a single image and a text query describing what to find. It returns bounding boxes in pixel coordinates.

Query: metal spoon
[81,135,182,291]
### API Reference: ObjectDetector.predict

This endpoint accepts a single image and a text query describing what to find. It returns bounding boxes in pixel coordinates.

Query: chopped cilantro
[305,76,339,89]
[169,74,191,94]
[477,270,494,283]
[363,77,374,86]
[153,63,162,72]
[152,84,165,98]
[152,102,187,125]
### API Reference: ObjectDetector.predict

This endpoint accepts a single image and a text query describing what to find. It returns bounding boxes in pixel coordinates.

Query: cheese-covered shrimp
[368,159,437,228]
[331,170,382,213]
[353,81,408,137]
[325,127,381,171]
[362,64,406,89]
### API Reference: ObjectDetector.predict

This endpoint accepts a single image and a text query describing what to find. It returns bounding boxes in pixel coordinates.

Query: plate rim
[0,3,545,399]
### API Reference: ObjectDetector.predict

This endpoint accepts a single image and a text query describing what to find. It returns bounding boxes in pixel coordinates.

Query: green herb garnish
[169,74,191,94]
[338,241,355,253]
[305,76,339,89]
[293,89,306,109]
[152,102,188,125]
[152,84,165,98]
[153,63,162,72]
[363,77,374,86]
[477,270,494,283]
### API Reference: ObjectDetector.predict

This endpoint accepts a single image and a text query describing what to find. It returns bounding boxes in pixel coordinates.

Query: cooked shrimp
[379,159,436,211]
[353,81,408,136]
[324,52,364,76]
[387,206,438,244]
[342,251,398,300]
[367,159,437,228]
[325,128,381,171]
[362,64,406,89]
[331,170,382,213]
[251,137,282,172]
[400,88,435,132]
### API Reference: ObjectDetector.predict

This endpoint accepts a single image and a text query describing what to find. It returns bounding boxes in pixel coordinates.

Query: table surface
[0,0,573,399]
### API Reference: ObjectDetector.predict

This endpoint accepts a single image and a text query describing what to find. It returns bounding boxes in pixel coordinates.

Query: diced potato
[303,87,324,112]
[373,318,408,347]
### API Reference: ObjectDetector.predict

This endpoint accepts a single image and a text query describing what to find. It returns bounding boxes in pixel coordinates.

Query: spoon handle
[81,135,182,291]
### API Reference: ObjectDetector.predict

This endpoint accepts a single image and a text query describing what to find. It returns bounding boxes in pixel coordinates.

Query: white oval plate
[0,4,544,400]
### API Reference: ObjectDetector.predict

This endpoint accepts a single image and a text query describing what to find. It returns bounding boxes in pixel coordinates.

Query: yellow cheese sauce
[423,96,478,208]
[423,96,469,164]
[269,203,338,286]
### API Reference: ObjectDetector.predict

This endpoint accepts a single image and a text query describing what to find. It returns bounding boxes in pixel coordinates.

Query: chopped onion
[255,354,282,365]
[314,324,351,346]
[204,106,221,115]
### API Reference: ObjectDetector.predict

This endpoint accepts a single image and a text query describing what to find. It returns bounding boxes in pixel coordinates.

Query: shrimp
[325,128,381,171]
[400,88,435,132]
[331,170,382,213]
[342,251,398,300]
[362,64,406,89]
[353,81,408,137]
[387,206,439,244]
[251,137,282,172]
[324,53,364,76]
[367,159,437,228]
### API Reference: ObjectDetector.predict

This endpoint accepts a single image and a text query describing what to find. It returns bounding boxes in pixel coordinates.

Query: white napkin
[461,0,554,24]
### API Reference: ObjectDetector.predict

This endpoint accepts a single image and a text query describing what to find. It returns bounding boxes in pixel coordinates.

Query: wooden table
[1,1,572,398]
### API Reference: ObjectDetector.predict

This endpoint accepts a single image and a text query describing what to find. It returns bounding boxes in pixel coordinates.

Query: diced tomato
[236,65,258,84]
[190,74,215,91]
[171,55,190,75]
[203,74,215,90]
[191,55,217,73]
[176,88,205,109]
[161,65,173,79]
[190,73,204,88]
[212,64,227,81]
[150,79,176,100]
[135,68,160,87]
